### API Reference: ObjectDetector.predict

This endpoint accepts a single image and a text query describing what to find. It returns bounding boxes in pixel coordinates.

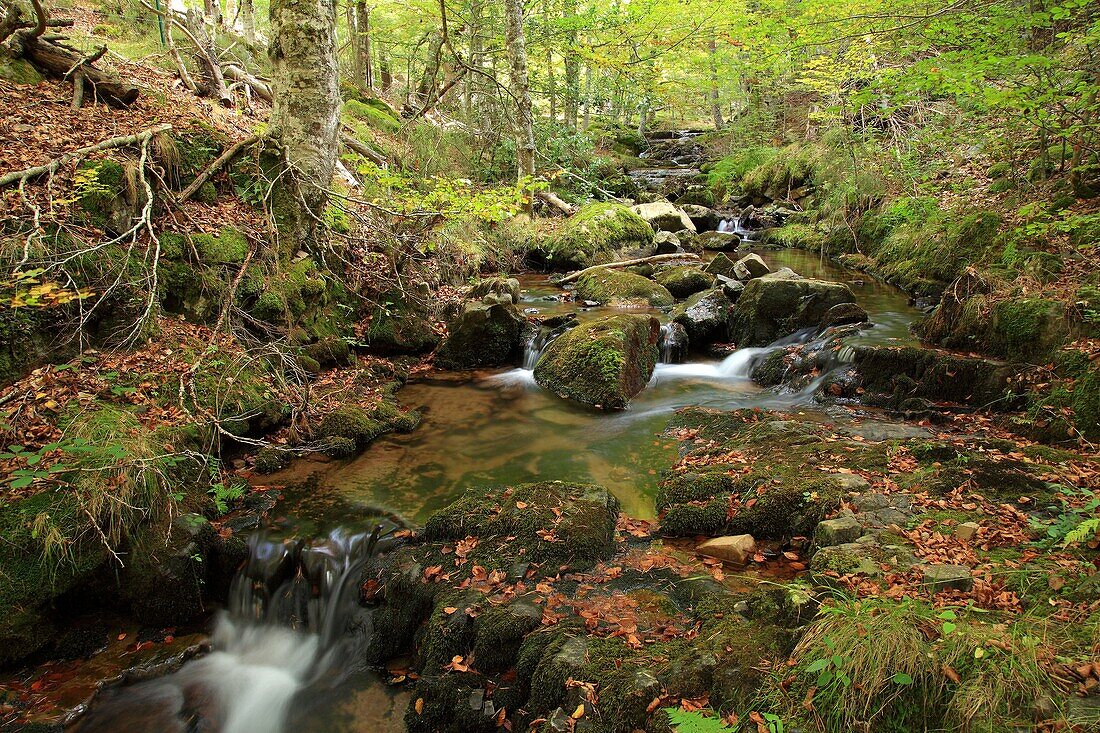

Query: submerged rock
[631,201,697,233]
[655,266,713,298]
[533,314,660,409]
[573,268,674,307]
[435,301,526,369]
[728,275,859,346]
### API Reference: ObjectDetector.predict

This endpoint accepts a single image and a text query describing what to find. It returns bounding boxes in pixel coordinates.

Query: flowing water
[271,247,919,523]
[71,527,410,733]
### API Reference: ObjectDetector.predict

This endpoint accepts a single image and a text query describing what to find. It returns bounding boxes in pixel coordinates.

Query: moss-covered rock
[363,300,440,355]
[540,203,654,270]
[120,513,217,625]
[573,268,674,307]
[851,345,1024,409]
[434,302,526,370]
[303,335,353,368]
[76,158,141,235]
[316,401,420,451]
[423,481,620,570]
[0,51,44,84]
[533,314,660,410]
[728,274,857,346]
[655,266,714,298]
[630,202,697,233]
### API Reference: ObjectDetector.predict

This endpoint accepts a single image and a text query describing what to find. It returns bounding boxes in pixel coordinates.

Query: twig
[178,134,260,202]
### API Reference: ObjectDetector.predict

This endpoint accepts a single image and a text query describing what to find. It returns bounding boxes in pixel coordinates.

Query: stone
[631,201,697,233]
[541,202,654,269]
[653,230,681,254]
[435,301,526,370]
[922,564,974,592]
[655,266,713,298]
[717,275,745,302]
[695,230,740,251]
[533,314,660,410]
[672,288,732,347]
[704,253,738,279]
[955,522,980,542]
[732,253,771,281]
[573,268,674,307]
[728,275,859,347]
[696,534,756,566]
[769,267,802,280]
[815,515,864,547]
[470,276,521,304]
[819,302,869,331]
[680,204,721,232]
[833,473,872,492]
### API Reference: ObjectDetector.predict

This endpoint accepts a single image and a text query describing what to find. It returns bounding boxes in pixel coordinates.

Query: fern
[664,709,732,733]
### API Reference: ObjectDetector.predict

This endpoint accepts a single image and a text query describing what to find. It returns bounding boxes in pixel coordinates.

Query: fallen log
[536,190,575,216]
[556,252,701,285]
[21,37,138,107]
[340,133,387,167]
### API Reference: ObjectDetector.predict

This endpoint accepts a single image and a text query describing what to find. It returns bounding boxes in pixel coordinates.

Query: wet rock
[704,253,737,279]
[814,515,863,547]
[540,202,654,270]
[732,253,771,281]
[659,322,690,363]
[631,201,697,233]
[696,534,756,566]
[470,276,520,304]
[717,275,745,302]
[363,300,440,355]
[472,598,543,674]
[655,266,713,298]
[672,288,732,347]
[533,314,660,410]
[435,302,526,370]
[769,266,802,280]
[728,275,859,347]
[573,268,674,307]
[653,230,681,254]
[811,540,917,578]
[695,230,740,251]
[680,204,721,232]
[121,514,218,626]
[922,564,974,592]
[819,302,869,331]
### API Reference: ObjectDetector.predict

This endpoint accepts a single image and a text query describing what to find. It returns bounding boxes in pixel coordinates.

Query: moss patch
[540,203,654,270]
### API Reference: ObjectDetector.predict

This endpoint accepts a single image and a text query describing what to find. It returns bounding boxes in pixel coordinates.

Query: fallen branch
[536,190,575,216]
[178,134,261,202]
[340,132,386,166]
[0,123,173,188]
[223,63,271,102]
[20,37,139,106]
[557,252,701,285]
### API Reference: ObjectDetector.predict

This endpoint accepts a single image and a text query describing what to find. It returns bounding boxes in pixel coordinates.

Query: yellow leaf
[571,704,585,719]
[415,698,424,715]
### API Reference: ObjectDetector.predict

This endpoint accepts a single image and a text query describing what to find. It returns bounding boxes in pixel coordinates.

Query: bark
[464,0,482,120]
[378,52,392,92]
[352,0,373,90]
[224,63,272,101]
[407,31,443,114]
[558,253,700,284]
[203,0,223,28]
[20,37,138,107]
[708,36,724,129]
[581,63,592,129]
[184,9,232,106]
[269,0,341,257]
[239,0,255,45]
[503,0,535,185]
[561,0,578,131]
[546,46,556,123]
[535,190,575,215]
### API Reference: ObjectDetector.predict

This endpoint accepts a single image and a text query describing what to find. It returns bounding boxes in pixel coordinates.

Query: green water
[275,247,920,526]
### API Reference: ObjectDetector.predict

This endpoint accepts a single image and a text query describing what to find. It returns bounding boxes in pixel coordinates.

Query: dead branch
[178,134,261,202]
[536,190,575,216]
[340,132,386,166]
[556,253,701,285]
[223,63,271,101]
[20,37,139,106]
[0,123,173,188]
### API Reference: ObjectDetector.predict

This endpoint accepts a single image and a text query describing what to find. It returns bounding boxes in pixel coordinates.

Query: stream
[64,140,924,733]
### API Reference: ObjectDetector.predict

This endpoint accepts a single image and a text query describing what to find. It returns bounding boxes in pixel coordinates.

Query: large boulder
[631,202,697,233]
[573,268,674,307]
[653,230,681,254]
[435,302,526,369]
[704,253,738,279]
[534,314,660,409]
[540,203,654,270]
[655,266,714,298]
[680,204,722,232]
[732,253,770,281]
[728,275,859,346]
[364,301,440,355]
[696,231,740,251]
[470,276,520,304]
[672,288,732,347]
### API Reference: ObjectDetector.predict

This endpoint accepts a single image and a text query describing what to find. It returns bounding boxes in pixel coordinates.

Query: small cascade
[522,329,549,370]
[658,322,688,364]
[716,216,759,241]
[73,526,393,733]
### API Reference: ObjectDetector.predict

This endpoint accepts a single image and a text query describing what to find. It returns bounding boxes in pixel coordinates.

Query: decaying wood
[0,123,172,188]
[340,133,386,166]
[178,134,261,202]
[183,8,231,106]
[224,63,271,102]
[536,190,575,215]
[557,252,701,285]
[20,37,139,107]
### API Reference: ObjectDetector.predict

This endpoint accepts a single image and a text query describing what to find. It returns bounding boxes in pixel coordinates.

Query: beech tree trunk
[240,0,255,45]
[353,0,373,90]
[561,0,579,131]
[503,0,535,186]
[269,0,341,257]
[708,36,724,129]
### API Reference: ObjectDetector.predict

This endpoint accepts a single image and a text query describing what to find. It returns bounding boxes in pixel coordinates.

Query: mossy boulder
[120,514,217,625]
[655,266,714,298]
[303,335,352,368]
[671,288,732,347]
[0,51,44,84]
[317,401,420,452]
[423,481,620,570]
[573,268,674,307]
[470,276,521,304]
[435,302,526,370]
[540,203,654,270]
[728,275,858,346]
[76,158,142,235]
[533,314,660,410]
[363,301,440,355]
[630,202,697,233]
[851,345,1024,409]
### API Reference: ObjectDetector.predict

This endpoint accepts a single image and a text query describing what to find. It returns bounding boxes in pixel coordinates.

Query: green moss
[344,98,401,134]
[193,227,249,264]
[316,401,420,450]
[574,268,674,307]
[0,51,44,84]
[363,297,440,355]
[75,159,131,232]
[762,223,826,250]
[541,203,654,270]
[654,267,714,298]
[533,314,660,410]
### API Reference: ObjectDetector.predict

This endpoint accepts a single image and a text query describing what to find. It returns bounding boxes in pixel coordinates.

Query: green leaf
[891,673,914,685]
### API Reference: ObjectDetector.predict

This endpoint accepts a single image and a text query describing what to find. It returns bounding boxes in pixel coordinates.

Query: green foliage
[706,147,778,198]
[664,708,734,732]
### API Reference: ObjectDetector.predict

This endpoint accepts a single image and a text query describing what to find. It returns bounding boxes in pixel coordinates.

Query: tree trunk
[203,0,223,28]
[708,36,723,129]
[269,0,341,257]
[637,100,648,137]
[184,8,232,106]
[353,0,373,90]
[581,63,592,129]
[239,0,255,45]
[379,52,392,92]
[409,31,443,113]
[21,37,139,106]
[561,0,578,131]
[503,0,535,186]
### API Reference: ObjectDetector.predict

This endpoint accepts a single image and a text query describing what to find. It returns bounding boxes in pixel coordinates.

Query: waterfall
[73,526,391,733]
[658,323,688,364]
[522,330,547,370]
